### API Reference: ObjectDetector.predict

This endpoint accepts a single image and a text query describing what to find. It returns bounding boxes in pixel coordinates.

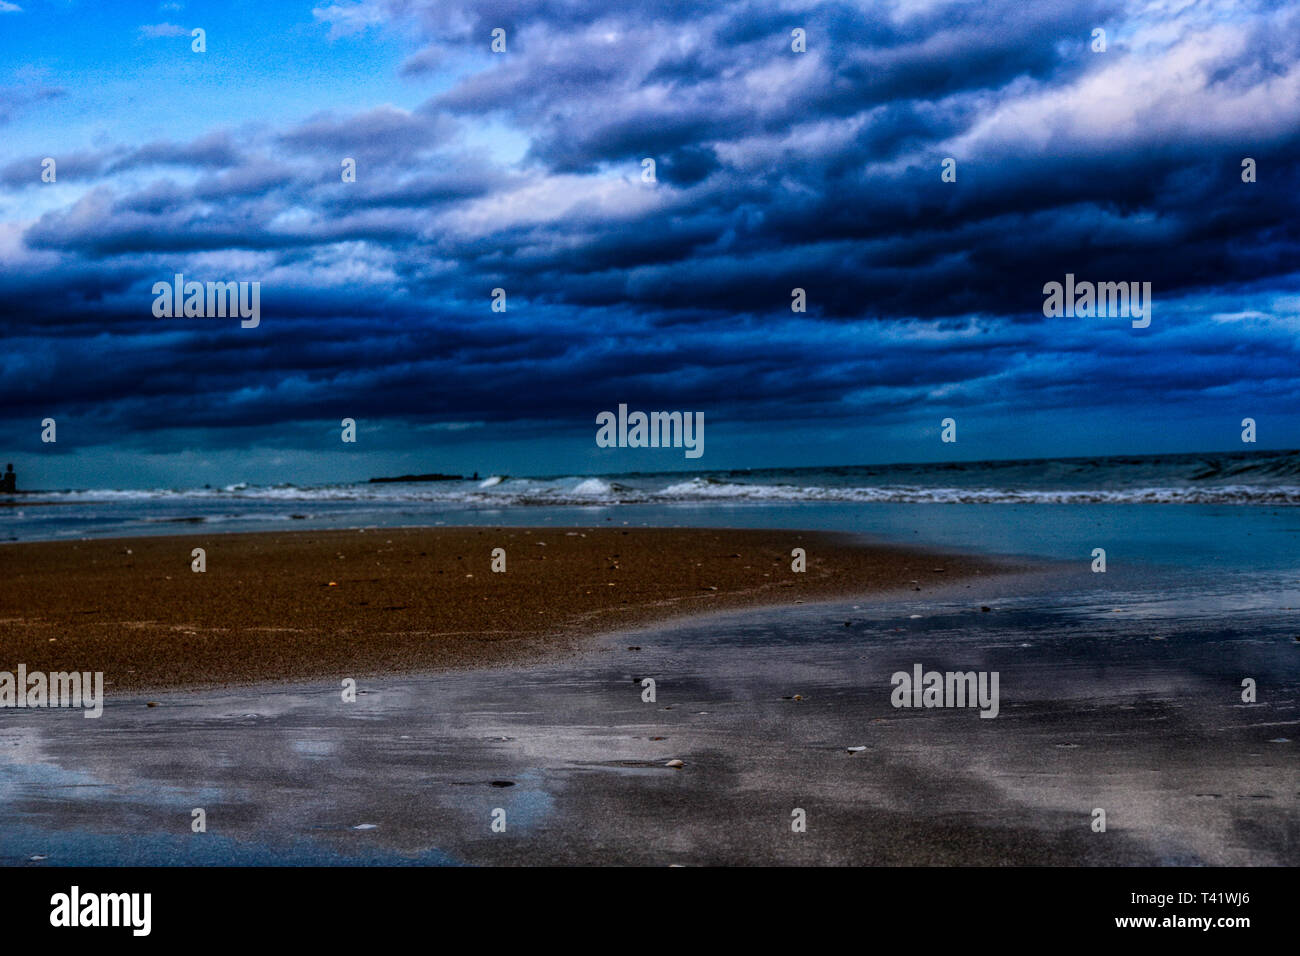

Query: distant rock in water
[368,473,465,484]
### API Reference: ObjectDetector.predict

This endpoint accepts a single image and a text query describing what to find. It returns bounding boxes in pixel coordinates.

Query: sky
[0,0,1297,489]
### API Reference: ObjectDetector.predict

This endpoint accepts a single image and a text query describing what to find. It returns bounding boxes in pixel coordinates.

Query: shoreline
[0,525,1018,695]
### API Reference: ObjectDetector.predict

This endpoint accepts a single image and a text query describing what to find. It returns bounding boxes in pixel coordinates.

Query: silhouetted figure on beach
[0,464,15,494]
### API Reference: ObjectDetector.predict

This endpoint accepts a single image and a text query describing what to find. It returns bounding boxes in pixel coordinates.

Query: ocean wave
[571,477,615,496]
[23,480,1300,506]
[656,482,1300,505]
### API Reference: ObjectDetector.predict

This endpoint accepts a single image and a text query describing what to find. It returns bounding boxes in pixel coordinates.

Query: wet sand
[0,526,1002,692]
[3,575,1295,867]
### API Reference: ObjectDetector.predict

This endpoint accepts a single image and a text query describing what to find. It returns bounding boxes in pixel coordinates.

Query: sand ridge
[0,526,1001,693]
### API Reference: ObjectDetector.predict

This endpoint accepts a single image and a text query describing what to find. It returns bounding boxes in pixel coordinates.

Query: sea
[3,447,1298,541]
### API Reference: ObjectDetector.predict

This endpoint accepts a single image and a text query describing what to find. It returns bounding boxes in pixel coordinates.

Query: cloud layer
[1,0,1298,482]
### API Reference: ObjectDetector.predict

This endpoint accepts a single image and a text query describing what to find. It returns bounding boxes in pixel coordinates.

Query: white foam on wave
[656,482,1300,504]
[570,477,614,496]
[22,480,1300,507]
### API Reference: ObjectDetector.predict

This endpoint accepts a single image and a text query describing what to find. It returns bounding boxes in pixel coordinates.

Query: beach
[0,526,1001,693]
[2,471,1297,866]
[1,545,1295,867]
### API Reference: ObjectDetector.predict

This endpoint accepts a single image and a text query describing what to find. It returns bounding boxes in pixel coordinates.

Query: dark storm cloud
[432,0,1119,170]
[2,0,1299,459]
[107,131,245,172]
[280,105,458,162]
